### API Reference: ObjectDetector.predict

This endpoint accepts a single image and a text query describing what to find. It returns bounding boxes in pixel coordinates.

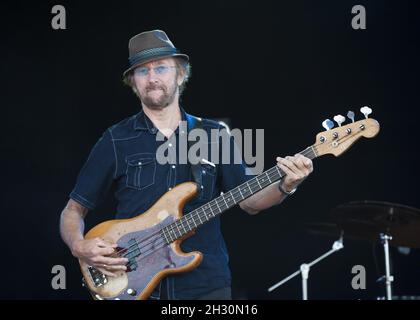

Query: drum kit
[268,200,420,300]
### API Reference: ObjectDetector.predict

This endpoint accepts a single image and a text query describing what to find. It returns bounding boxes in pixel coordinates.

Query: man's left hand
[276,154,313,193]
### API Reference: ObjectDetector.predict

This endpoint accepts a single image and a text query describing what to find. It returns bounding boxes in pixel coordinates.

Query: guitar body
[80,182,203,300]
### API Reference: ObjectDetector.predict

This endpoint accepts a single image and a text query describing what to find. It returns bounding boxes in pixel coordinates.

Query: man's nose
[146,68,159,81]
[147,76,159,85]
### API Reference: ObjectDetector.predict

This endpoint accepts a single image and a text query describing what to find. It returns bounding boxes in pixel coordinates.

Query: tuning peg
[322,119,334,131]
[360,106,372,119]
[347,111,355,123]
[333,115,346,127]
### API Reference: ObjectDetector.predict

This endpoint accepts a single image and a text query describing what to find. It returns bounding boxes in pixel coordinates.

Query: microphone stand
[268,235,344,300]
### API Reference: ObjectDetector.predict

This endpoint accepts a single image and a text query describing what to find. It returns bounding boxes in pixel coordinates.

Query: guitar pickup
[125,238,141,271]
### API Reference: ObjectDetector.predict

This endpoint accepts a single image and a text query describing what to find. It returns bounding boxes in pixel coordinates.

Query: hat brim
[122,53,189,78]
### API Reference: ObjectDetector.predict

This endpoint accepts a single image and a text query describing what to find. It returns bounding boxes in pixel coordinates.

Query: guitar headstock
[313,107,380,157]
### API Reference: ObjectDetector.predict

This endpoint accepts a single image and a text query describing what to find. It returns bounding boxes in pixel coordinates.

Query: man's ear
[177,72,185,87]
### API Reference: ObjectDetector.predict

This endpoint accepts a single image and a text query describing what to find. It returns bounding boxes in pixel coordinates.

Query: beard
[139,79,178,110]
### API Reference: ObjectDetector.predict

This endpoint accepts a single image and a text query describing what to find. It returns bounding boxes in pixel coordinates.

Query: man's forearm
[60,201,87,253]
[240,181,286,215]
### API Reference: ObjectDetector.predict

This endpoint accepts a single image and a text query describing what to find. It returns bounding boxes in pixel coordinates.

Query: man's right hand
[72,237,129,277]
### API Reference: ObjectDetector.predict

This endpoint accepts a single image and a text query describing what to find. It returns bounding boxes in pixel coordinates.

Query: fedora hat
[123,30,189,78]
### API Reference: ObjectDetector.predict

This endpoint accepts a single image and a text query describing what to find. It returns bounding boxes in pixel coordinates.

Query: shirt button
[168,187,172,191]
[168,143,173,147]
[202,170,206,174]
[172,165,176,169]
[138,162,142,165]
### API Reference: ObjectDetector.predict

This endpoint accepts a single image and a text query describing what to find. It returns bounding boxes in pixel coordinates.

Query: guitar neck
[162,145,318,243]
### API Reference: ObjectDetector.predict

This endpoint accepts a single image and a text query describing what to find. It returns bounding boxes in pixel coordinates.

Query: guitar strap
[185,113,208,194]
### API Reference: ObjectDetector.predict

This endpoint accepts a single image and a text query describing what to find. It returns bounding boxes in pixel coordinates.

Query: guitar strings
[107,146,317,260]
[118,124,368,260]
[99,125,367,272]
[111,167,287,262]
[107,167,285,261]
[108,146,316,259]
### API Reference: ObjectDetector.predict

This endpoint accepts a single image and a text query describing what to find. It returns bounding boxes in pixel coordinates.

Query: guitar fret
[204,206,211,219]
[181,220,188,234]
[212,203,217,216]
[169,227,176,240]
[204,208,209,220]
[206,204,214,217]
[275,165,283,178]
[191,215,197,228]
[167,228,174,242]
[224,193,231,206]
[222,196,229,209]
[215,200,221,213]
[188,216,194,230]
[256,177,262,189]
[174,224,180,238]
[232,192,238,204]
[238,187,244,199]
[202,207,209,222]
[197,210,203,224]
[162,230,170,244]
[247,181,252,194]
[310,146,317,158]
[266,171,272,183]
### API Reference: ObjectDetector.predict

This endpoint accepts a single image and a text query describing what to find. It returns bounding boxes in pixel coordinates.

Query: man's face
[133,57,183,109]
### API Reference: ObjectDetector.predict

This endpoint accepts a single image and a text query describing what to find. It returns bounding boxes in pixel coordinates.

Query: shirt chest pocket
[199,163,217,201]
[125,154,156,191]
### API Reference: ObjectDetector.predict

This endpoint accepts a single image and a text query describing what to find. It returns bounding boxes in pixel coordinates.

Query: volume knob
[126,288,137,296]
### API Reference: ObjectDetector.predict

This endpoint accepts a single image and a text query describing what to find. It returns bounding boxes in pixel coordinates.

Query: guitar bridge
[88,266,108,287]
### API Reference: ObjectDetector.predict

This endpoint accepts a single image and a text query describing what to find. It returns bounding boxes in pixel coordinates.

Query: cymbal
[331,201,420,248]
[305,222,341,237]
[305,222,365,241]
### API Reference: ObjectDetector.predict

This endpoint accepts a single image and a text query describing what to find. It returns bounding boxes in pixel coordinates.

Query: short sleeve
[69,129,116,210]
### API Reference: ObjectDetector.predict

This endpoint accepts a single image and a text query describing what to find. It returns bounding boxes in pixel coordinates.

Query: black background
[1,0,419,299]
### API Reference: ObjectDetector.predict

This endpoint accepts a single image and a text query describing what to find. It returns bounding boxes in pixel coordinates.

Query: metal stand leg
[301,264,309,300]
[268,237,344,299]
[380,233,394,300]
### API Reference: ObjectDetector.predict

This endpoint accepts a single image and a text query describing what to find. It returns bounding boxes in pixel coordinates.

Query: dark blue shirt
[70,107,254,299]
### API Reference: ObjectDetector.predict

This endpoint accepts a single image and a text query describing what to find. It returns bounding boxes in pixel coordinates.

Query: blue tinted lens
[154,65,168,75]
[136,67,149,76]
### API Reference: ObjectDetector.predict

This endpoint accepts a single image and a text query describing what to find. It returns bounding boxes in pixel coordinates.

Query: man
[60,30,313,300]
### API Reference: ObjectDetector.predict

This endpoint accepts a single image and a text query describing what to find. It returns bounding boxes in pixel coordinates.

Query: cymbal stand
[268,236,344,300]
[380,233,394,300]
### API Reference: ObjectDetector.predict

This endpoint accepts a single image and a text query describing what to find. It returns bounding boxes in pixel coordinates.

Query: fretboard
[161,146,317,243]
